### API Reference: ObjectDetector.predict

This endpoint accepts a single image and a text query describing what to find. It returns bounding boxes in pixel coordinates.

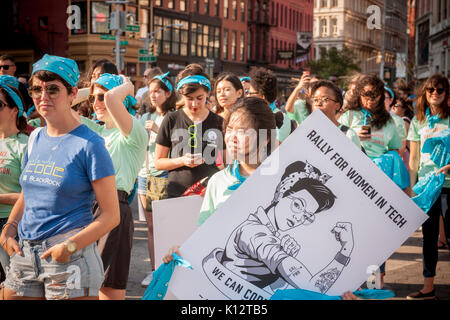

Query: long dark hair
[415,73,449,122]
[0,86,28,135]
[345,74,391,129]
[147,76,176,116]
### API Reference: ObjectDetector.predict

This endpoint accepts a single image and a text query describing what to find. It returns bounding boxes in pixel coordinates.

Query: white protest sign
[152,195,203,270]
[168,110,428,300]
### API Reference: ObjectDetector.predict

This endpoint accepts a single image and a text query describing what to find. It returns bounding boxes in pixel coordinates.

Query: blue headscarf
[32,54,79,87]
[153,72,173,92]
[240,76,251,82]
[425,107,442,129]
[176,75,211,92]
[0,75,24,117]
[94,73,137,116]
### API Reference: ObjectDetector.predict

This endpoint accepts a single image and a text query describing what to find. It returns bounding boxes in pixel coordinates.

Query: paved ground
[126,198,450,300]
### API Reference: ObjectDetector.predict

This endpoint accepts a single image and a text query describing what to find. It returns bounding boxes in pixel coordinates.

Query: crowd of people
[0,52,448,300]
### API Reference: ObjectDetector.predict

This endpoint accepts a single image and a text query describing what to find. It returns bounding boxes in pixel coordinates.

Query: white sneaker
[141,272,153,288]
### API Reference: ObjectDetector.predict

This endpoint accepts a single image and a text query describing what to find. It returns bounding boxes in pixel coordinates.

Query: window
[154,0,161,6]
[91,1,110,34]
[190,23,220,58]
[232,0,237,20]
[224,0,229,18]
[320,19,328,36]
[240,1,245,21]
[223,29,229,60]
[168,0,174,9]
[321,0,327,8]
[180,0,186,11]
[205,0,209,14]
[331,18,337,35]
[215,0,220,16]
[153,16,188,56]
[240,32,245,61]
[193,0,199,12]
[232,31,237,60]
[247,30,252,60]
[139,7,148,39]
[71,1,87,35]
[331,0,338,7]
[248,0,253,20]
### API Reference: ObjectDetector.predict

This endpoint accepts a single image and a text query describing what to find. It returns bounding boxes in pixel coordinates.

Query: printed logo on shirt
[23,159,65,187]
[0,151,11,176]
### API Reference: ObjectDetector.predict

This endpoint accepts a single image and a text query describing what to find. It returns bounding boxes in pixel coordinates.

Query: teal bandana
[227,160,247,190]
[94,73,137,116]
[361,108,373,125]
[32,54,79,87]
[240,76,251,82]
[176,75,211,91]
[153,72,173,92]
[0,75,23,117]
[425,107,441,129]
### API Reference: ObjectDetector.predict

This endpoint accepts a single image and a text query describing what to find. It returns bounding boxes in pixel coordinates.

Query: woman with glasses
[154,64,224,198]
[214,73,244,119]
[76,73,147,300]
[0,54,119,300]
[406,74,450,300]
[0,75,28,281]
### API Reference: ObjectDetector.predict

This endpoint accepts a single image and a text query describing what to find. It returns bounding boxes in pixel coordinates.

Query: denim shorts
[137,175,147,195]
[1,228,104,300]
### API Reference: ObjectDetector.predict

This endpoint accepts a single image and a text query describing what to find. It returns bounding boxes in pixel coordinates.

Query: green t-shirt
[197,166,239,226]
[407,116,450,188]
[81,117,148,193]
[338,110,402,158]
[138,112,166,178]
[338,124,362,150]
[0,133,28,218]
[286,99,309,125]
[28,118,43,128]
[391,113,407,142]
[275,107,292,143]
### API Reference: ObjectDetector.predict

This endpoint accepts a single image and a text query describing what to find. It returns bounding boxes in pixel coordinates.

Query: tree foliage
[307,46,361,80]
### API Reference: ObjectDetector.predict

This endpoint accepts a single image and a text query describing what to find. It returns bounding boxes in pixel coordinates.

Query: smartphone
[303,70,310,76]
[361,125,371,135]
[192,153,203,164]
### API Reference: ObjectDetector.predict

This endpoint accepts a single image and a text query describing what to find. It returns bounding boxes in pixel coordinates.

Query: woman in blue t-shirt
[0,55,119,300]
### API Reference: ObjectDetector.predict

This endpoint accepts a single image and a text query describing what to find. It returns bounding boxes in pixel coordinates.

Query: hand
[280,234,301,257]
[1,236,22,257]
[297,72,311,90]
[357,130,371,141]
[436,164,450,176]
[163,245,180,264]
[119,75,135,97]
[40,243,73,264]
[145,120,159,133]
[331,222,354,250]
[180,153,204,168]
[341,291,361,300]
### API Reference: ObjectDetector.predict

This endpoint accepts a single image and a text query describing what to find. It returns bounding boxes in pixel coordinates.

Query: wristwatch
[63,239,78,254]
[334,251,351,266]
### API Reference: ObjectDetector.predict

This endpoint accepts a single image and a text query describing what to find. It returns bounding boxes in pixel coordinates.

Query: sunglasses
[88,94,105,104]
[361,91,381,100]
[426,87,445,95]
[28,84,61,99]
[0,65,14,70]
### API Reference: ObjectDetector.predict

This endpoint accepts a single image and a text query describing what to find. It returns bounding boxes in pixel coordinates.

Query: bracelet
[1,221,19,233]
[1,236,10,249]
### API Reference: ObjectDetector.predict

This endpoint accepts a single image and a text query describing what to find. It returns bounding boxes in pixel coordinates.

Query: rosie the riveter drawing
[202,161,354,298]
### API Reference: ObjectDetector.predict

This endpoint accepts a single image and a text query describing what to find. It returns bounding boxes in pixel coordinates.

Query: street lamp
[141,23,184,69]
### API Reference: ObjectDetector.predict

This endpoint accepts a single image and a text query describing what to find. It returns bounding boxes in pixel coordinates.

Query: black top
[156,108,224,198]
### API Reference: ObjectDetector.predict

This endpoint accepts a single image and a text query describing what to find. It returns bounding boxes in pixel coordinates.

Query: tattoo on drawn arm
[314,267,341,293]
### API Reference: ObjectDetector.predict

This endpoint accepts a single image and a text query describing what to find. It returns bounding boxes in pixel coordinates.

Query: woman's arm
[71,87,90,107]
[285,74,310,114]
[0,193,20,206]
[408,141,420,196]
[154,143,202,171]
[40,175,120,263]
[103,76,134,137]
[0,191,25,256]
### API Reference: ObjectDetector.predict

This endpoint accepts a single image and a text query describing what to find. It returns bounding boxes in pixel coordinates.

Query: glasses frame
[312,96,338,105]
[426,87,445,95]
[88,93,105,105]
[28,84,62,100]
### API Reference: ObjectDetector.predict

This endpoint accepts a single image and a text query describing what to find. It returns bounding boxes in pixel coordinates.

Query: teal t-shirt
[197,166,239,226]
[275,107,292,143]
[28,118,43,128]
[391,113,407,142]
[338,124,362,150]
[0,133,28,218]
[338,109,402,158]
[286,99,310,125]
[138,112,166,178]
[81,117,148,193]
[407,116,450,188]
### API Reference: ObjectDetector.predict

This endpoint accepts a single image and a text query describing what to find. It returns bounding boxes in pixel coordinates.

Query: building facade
[314,0,408,82]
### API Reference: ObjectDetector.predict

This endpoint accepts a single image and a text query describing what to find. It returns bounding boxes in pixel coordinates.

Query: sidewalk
[126,199,450,300]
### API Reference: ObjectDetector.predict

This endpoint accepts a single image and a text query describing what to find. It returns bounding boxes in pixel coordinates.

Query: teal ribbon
[240,76,251,82]
[269,101,277,112]
[270,288,395,300]
[153,71,173,92]
[94,73,137,116]
[227,160,247,190]
[32,54,79,87]
[426,107,441,129]
[361,109,372,125]
[142,253,193,300]
[176,75,211,91]
[0,75,24,117]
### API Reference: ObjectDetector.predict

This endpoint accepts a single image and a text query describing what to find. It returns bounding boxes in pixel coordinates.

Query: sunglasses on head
[28,84,61,99]
[426,87,445,95]
[0,65,13,70]
[88,94,105,104]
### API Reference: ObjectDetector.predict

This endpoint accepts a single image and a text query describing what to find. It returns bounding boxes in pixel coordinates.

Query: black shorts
[93,190,134,290]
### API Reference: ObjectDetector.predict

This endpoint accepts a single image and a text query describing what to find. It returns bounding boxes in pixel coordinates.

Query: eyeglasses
[361,91,381,100]
[28,84,61,99]
[426,87,445,95]
[88,94,105,104]
[0,100,9,111]
[0,65,14,70]
[312,96,338,105]
[247,91,259,96]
